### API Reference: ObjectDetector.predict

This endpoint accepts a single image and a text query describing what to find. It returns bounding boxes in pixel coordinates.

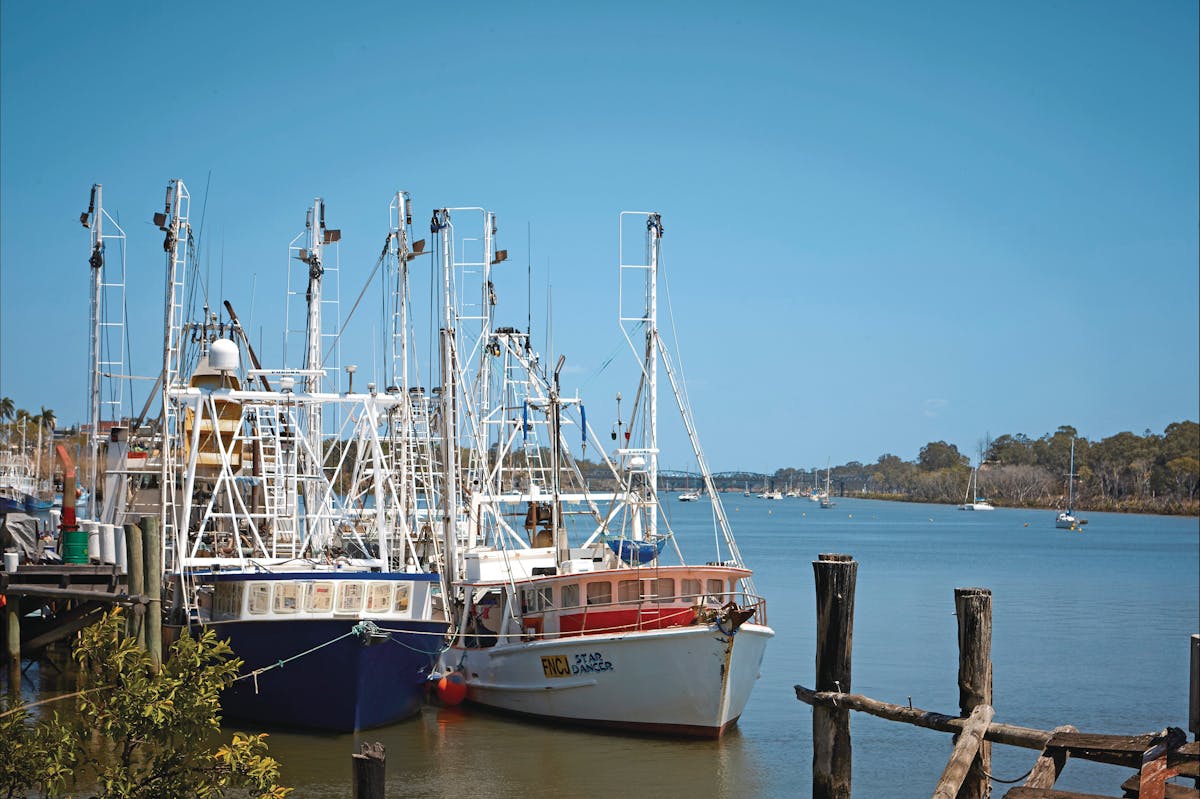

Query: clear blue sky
[2,1,1197,473]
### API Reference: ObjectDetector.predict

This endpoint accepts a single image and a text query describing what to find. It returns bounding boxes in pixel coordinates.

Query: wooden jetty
[796,553,1199,799]
[3,517,159,688]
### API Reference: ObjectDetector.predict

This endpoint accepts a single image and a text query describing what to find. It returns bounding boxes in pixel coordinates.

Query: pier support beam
[352,741,385,799]
[954,587,993,799]
[125,522,145,648]
[813,553,857,799]
[5,599,19,692]
[142,516,162,672]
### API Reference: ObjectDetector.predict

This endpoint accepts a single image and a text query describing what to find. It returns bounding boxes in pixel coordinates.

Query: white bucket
[84,520,100,562]
[114,524,127,573]
[2,550,17,572]
[99,524,116,565]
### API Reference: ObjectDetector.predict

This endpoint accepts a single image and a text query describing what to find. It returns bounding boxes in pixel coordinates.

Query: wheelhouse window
[273,583,301,613]
[366,583,392,613]
[214,582,244,618]
[522,586,552,613]
[706,578,725,602]
[306,581,333,612]
[681,578,702,601]
[248,583,270,615]
[336,581,365,613]
[586,582,612,606]
[651,578,675,600]
[617,579,640,603]
[394,584,411,613]
[560,583,580,608]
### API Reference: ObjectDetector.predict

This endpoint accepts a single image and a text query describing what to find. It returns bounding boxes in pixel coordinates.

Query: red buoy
[436,672,467,706]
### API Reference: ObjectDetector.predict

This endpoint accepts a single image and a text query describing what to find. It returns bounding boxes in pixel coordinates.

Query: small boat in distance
[819,462,836,508]
[1055,438,1086,530]
[678,489,702,502]
[959,466,995,511]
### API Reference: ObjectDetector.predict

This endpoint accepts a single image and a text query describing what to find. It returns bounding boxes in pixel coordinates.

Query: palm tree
[0,396,13,443]
[38,406,56,434]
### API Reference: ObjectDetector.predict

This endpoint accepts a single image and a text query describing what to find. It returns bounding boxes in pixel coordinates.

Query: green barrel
[62,529,88,564]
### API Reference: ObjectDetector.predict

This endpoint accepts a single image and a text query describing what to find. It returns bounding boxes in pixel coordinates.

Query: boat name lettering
[541,655,572,678]
[571,651,613,674]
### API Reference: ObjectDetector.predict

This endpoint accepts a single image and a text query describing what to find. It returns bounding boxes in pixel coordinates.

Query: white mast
[86,183,104,518]
[157,178,190,554]
[645,213,662,537]
[303,198,326,456]
[435,208,460,590]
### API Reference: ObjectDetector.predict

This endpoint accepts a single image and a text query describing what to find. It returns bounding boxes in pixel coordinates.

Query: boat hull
[450,622,773,738]
[209,617,447,732]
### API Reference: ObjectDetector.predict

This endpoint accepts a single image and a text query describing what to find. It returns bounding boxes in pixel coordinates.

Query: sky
[1,1,1197,474]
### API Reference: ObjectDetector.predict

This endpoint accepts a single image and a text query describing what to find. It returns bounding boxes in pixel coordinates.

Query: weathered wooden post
[1190,633,1199,788]
[352,741,386,799]
[5,598,19,692]
[142,516,162,671]
[813,553,857,799]
[125,521,145,648]
[954,587,992,799]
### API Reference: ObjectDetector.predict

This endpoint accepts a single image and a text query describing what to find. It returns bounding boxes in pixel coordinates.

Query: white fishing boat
[1055,438,1086,530]
[0,448,37,514]
[438,211,771,737]
[677,489,702,502]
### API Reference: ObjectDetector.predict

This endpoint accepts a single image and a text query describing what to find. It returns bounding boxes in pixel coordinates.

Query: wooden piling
[1191,633,1199,788]
[5,600,19,692]
[954,587,993,799]
[124,522,145,648]
[142,516,162,671]
[813,553,857,799]
[352,741,386,799]
[1190,633,1199,742]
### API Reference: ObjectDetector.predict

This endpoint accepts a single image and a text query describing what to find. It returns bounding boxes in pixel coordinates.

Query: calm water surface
[19,498,1199,797]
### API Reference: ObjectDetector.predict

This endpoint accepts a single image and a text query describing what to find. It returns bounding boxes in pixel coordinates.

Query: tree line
[773,421,1199,515]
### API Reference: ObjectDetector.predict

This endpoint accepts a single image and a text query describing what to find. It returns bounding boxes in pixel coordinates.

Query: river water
[17,497,1199,797]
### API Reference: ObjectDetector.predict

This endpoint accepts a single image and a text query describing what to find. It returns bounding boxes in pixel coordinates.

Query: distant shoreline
[838,492,1200,518]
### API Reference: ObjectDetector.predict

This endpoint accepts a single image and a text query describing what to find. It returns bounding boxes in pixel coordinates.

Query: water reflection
[261,704,764,799]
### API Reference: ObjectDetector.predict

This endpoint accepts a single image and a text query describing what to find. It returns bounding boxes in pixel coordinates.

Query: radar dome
[209,338,240,372]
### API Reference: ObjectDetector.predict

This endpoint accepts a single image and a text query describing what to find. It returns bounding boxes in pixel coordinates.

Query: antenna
[527,222,532,340]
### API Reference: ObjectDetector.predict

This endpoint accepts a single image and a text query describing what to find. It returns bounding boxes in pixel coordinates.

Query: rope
[231,628,359,686]
[321,239,390,368]
[973,762,1034,785]
[0,686,111,718]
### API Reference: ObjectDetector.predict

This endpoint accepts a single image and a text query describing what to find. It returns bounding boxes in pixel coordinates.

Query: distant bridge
[657,470,778,490]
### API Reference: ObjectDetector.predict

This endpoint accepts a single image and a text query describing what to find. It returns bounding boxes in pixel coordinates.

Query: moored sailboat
[1055,438,1086,530]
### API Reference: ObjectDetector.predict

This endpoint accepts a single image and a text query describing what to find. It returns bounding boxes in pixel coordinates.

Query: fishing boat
[959,465,995,511]
[0,449,37,513]
[438,211,771,737]
[1055,438,1086,530]
[146,185,447,731]
[678,489,702,502]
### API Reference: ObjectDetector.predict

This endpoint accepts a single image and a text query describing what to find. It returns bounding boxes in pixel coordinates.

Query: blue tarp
[606,538,665,565]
